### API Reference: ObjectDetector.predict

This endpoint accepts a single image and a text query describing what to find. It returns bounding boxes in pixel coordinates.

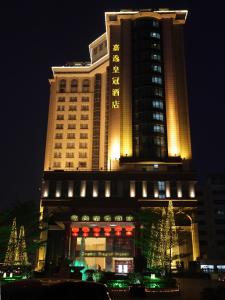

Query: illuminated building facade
[37,9,200,272]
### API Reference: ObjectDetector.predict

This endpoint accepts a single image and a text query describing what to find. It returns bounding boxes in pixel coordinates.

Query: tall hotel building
[37,9,200,272]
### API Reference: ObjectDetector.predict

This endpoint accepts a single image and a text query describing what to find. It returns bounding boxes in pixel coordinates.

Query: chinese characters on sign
[112,44,120,109]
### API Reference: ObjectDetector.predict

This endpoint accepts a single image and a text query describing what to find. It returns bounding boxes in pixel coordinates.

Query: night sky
[1,1,225,209]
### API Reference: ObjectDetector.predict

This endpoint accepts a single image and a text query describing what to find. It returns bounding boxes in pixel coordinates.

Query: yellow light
[142,181,147,198]
[111,141,120,160]
[68,189,73,198]
[105,181,111,197]
[130,181,135,198]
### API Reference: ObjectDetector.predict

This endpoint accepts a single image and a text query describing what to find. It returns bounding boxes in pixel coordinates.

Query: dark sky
[1,0,225,209]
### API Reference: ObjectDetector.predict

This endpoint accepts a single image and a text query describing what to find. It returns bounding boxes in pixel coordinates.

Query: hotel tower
[37,9,200,272]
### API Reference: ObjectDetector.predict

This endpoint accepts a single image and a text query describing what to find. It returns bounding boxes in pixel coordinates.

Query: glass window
[65,162,74,168]
[80,124,88,129]
[152,76,162,84]
[57,105,65,111]
[154,136,165,145]
[68,124,76,129]
[69,105,77,111]
[151,53,161,61]
[152,65,162,73]
[59,79,66,92]
[67,133,75,139]
[56,124,64,129]
[66,153,74,158]
[158,181,165,191]
[153,124,164,133]
[153,87,163,97]
[81,105,89,111]
[53,162,61,168]
[153,20,159,28]
[67,143,75,149]
[150,32,160,39]
[71,79,78,92]
[54,152,61,158]
[58,97,65,102]
[55,133,63,139]
[152,100,163,109]
[79,142,87,149]
[68,115,76,120]
[81,114,89,120]
[54,143,62,149]
[57,114,64,120]
[70,97,77,102]
[80,133,88,139]
[79,162,87,168]
[82,79,90,92]
[79,152,87,158]
[153,112,164,121]
[82,97,89,102]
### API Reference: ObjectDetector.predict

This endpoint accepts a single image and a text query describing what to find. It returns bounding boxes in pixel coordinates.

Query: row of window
[152,100,163,109]
[56,124,88,130]
[55,142,88,149]
[54,152,87,158]
[58,97,89,102]
[153,112,164,121]
[55,133,88,139]
[57,114,89,121]
[53,161,87,168]
[57,105,89,112]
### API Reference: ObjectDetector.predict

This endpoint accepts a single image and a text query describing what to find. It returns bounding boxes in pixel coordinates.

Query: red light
[82,227,90,233]
[104,227,111,233]
[115,231,121,236]
[72,232,78,237]
[72,227,79,233]
[125,226,134,232]
[94,232,100,237]
[83,232,88,237]
[93,227,101,233]
[115,226,122,232]
[126,231,133,236]
[104,232,110,237]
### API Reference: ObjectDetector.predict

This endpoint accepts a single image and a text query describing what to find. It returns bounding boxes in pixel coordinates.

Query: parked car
[2,279,112,300]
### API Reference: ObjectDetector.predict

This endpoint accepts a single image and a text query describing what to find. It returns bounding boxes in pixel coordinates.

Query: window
[82,97,89,102]
[151,53,161,61]
[153,20,159,28]
[151,43,160,50]
[57,115,64,120]
[66,153,74,158]
[70,97,77,102]
[71,79,78,92]
[152,100,163,109]
[82,79,90,92]
[81,105,89,111]
[152,76,162,84]
[80,133,88,139]
[56,124,63,129]
[54,143,62,149]
[69,105,77,111]
[67,143,75,149]
[68,124,76,129]
[57,105,65,111]
[153,87,163,97]
[153,112,164,121]
[158,181,165,191]
[79,142,87,149]
[79,152,87,158]
[55,133,63,139]
[152,65,162,73]
[80,124,88,129]
[54,152,61,158]
[153,125,164,133]
[53,162,61,168]
[67,133,75,139]
[150,32,160,39]
[79,161,87,168]
[65,162,74,168]
[154,136,165,146]
[68,114,76,120]
[81,114,89,120]
[58,97,65,102]
[59,79,66,93]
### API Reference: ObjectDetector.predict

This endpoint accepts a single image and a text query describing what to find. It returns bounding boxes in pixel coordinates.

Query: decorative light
[93,227,101,237]
[82,227,90,237]
[125,226,134,237]
[115,231,121,236]
[104,227,111,237]
[72,227,79,237]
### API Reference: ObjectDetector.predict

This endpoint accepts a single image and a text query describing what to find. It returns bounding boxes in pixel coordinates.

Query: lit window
[151,54,161,61]
[152,65,162,73]
[153,125,164,133]
[153,87,163,97]
[150,32,160,39]
[82,79,90,92]
[158,181,165,191]
[115,215,123,221]
[81,215,90,221]
[80,124,88,129]
[153,20,159,28]
[54,152,61,158]
[53,162,61,168]
[152,76,162,84]
[153,112,164,121]
[81,114,89,120]
[152,100,163,109]
[66,153,74,158]
[154,136,165,146]
[57,105,65,111]
[59,79,66,93]
[55,133,63,139]
[67,133,75,139]
[80,133,88,139]
[104,215,111,221]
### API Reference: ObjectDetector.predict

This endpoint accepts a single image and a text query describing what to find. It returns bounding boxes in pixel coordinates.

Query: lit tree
[15,226,30,266]
[3,218,17,266]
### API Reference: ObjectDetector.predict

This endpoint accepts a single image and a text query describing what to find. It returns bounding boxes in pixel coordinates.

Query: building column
[191,214,200,261]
